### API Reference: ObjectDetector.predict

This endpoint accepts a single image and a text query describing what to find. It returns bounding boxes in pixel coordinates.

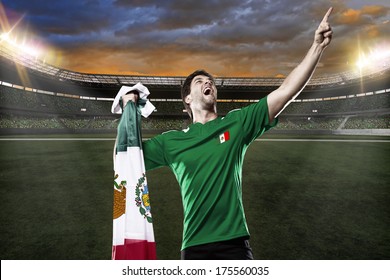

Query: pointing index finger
[322,7,333,23]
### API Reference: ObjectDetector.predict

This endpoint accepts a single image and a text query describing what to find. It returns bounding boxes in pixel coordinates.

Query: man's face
[185,75,217,111]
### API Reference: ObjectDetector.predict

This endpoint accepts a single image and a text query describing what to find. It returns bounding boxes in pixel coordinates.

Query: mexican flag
[111,83,156,260]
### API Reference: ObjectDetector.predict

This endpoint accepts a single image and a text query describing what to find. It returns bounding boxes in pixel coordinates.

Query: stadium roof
[1,40,390,100]
[2,40,390,88]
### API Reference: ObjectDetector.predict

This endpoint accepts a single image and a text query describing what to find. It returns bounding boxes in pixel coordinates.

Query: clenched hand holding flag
[111,83,156,260]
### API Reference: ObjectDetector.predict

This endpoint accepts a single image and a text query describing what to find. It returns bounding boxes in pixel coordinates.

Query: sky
[1,0,389,77]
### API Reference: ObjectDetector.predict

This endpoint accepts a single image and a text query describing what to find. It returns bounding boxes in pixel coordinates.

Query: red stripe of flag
[224,131,230,141]
[112,239,156,260]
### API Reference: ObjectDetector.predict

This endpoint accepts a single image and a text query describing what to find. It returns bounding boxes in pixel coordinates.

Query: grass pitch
[0,134,389,259]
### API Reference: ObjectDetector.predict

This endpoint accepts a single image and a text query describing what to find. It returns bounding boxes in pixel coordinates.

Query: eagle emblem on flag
[113,174,126,219]
[135,173,153,223]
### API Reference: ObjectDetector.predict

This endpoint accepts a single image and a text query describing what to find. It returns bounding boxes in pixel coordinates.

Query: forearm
[280,44,323,102]
[267,44,323,121]
[284,44,322,90]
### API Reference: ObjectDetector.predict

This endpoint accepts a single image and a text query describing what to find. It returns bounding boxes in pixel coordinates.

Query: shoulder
[222,98,268,118]
[222,108,242,120]
[144,130,180,149]
[152,128,190,141]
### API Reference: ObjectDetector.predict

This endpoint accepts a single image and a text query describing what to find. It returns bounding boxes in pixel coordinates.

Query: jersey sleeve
[142,134,168,171]
[239,96,278,145]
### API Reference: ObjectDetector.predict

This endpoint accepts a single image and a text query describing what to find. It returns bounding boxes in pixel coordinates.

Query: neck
[192,110,218,124]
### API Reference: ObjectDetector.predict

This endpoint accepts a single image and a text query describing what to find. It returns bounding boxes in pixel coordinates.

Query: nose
[204,80,212,86]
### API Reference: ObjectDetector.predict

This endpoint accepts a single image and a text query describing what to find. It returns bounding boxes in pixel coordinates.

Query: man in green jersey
[122,7,333,259]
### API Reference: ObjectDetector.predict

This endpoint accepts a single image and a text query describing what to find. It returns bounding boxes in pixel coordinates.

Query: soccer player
[121,7,333,259]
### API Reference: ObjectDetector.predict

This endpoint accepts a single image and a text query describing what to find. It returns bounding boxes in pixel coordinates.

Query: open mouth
[203,88,212,95]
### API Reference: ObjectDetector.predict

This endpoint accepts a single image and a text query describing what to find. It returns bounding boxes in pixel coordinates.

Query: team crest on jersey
[219,131,230,143]
[135,173,153,223]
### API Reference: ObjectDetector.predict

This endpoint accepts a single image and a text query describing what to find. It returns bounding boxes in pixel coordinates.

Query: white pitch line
[255,138,390,143]
[0,138,389,143]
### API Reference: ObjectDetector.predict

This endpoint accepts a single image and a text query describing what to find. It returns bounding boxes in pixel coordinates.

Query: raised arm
[267,7,333,122]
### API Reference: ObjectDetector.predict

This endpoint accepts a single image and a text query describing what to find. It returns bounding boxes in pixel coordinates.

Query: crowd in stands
[1,113,388,131]
[274,117,345,130]
[1,84,389,132]
[282,94,389,115]
[343,116,389,129]
[0,114,64,129]
[141,117,185,131]
[0,85,112,116]
[153,101,184,115]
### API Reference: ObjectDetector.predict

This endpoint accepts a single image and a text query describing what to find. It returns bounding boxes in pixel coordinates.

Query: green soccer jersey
[143,97,277,250]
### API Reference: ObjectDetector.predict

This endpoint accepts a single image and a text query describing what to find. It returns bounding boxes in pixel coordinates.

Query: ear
[185,94,192,105]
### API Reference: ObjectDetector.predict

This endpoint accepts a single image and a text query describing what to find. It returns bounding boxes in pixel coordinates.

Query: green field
[0,134,389,259]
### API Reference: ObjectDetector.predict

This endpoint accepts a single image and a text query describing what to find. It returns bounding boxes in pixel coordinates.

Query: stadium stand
[1,82,389,133]
[1,37,389,135]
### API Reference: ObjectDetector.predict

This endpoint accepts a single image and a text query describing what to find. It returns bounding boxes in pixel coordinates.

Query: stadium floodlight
[0,31,42,58]
[356,53,368,70]
[0,32,10,41]
[356,45,390,70]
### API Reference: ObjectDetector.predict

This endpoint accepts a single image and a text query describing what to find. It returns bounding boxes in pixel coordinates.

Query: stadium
[1,34,389,260]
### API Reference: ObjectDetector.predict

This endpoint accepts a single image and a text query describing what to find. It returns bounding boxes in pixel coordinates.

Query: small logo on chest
[219,131,230,143]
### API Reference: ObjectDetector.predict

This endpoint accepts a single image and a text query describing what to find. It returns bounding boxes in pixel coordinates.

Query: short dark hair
[181,69,215,120]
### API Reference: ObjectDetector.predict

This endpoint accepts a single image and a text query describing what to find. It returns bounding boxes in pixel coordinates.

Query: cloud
[361,5,390,17]
[2,0,390,77]
[335,4,390,25]
[4,1,115,36]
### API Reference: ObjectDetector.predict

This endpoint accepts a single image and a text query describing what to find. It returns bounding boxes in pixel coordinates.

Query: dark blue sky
[1,0,389,77]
